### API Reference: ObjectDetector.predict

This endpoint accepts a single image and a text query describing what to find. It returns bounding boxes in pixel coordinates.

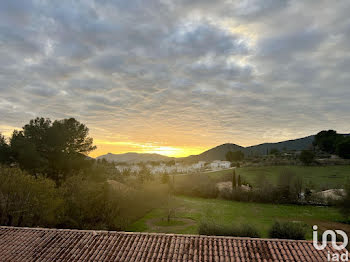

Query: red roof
[0,226,347,261]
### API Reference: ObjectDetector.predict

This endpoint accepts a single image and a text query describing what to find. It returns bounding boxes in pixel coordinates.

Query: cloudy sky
[1,0,350,157]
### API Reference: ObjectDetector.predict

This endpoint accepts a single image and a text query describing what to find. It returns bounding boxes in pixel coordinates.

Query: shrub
[336,137,350,159]
[339,181,350,222]
[198,221,260,238]
[161,173,169,184]
[60,177,168,230]
[0,166,62,227]
[268,221,306,240]
[299,150,315,165]
[174,174,218,198]
[0,164,170,231]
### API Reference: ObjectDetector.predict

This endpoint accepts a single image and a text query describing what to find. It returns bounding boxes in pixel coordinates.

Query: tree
[48,118,96,155]
[10,117,96,184]
[232,169,236,189]
[238,175,242,187]
[0,166,62,227]
[336,137,350,159]
[166,160,175,166]
[137,165,153,183]
[339,181,350,221]
[0,133,11,164]
[277,169,300,203]
[226,151,244,162]
[292,176,303,200]
[269,148,280,155]
[299,150,315,165]
[10,129,46,173]
[313,130,341,154]
[161,173,170,184]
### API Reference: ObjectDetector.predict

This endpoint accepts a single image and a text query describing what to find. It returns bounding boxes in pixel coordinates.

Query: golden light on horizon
[90,139,208,158]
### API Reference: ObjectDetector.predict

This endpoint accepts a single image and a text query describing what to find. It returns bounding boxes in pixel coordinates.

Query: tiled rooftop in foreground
[0,226,348,261]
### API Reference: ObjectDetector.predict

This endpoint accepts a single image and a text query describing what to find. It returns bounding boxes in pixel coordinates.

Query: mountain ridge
[96,134,317,163]
[96,152,174,163]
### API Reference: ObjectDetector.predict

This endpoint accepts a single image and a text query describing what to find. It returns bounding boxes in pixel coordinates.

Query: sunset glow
[91,139,208,158]
[1,1,350,160]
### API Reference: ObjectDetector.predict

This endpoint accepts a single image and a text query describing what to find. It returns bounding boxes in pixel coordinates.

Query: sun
[144,146,205,158]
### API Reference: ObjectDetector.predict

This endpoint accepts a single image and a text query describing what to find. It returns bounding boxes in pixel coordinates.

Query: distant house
[115,164,140,174]
[0,227,346,262]
[210,160,231,170]
[192,161,206,170]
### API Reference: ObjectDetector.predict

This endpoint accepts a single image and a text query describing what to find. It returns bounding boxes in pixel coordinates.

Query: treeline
[0,117,96,185]
[174,169,305,204]
[0,166,167,229]
[199,220,307,240]
[174,169,350,222]
[297,130,350,165]
[221,170,307,205]
[313,130,350,159]
[0,117,168,230]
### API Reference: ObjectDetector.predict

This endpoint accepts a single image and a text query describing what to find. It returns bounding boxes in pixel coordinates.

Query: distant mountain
[245,135,315,156]
[181,135,315,162]
[96,152,174,163]
[95,135,318,163]
[181,143,244,163]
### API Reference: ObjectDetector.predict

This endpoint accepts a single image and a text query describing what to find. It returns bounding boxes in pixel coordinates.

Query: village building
[210,160,231,170]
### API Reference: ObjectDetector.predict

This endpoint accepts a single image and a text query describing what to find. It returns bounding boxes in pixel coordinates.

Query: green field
[128,195,349,239]
[192,165,350,190]
[128,165,350,239]
[236,165,350,190]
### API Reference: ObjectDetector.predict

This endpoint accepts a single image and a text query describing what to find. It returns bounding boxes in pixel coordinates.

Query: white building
[191,161,206,170]
[210,160,231,170]
[115,165,141,174]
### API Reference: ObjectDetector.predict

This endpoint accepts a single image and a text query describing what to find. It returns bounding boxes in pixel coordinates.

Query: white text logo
[313,225,349,262]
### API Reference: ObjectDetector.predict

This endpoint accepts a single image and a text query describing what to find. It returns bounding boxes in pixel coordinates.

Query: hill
[181,135,315,162]
[96,152,174,163]
[95,134,325,163]
[245,135,315,156]
[181,143,244,163]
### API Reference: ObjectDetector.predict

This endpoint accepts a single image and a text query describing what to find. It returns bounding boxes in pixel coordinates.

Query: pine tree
[238,174,242,187]
[232,169,237,189]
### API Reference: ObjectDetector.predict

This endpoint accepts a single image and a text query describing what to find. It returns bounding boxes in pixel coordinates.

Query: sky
[1,0,350,158]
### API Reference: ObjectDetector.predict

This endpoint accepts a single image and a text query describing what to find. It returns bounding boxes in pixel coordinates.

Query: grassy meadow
[236,165,350,190]
[192,165,350,190]
[127,196,350,239]
[129,165,350,239]
[128,195,349,239]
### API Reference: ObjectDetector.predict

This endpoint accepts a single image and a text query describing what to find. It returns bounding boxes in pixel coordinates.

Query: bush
[269,221,306,240]
[161,173,170,184]
[198,221,260,238]
[60,177,168,230]
[174,174,218,198]
[0,166,62,227]
[299,150,315,165]
[0,165,169,231]
[336,137,350,159]
[339,181,350,221]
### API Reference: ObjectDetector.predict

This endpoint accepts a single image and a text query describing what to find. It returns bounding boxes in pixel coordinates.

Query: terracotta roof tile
[0,227,348,262]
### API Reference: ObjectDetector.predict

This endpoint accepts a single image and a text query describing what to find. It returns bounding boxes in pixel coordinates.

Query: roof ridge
[0,226,315,243]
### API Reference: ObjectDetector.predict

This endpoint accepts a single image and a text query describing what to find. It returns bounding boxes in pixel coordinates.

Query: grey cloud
[22,85,60,98]
[164,22,249,57]
[0,0,350,149]
[188,58,253,81]
[258,28,325,61]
